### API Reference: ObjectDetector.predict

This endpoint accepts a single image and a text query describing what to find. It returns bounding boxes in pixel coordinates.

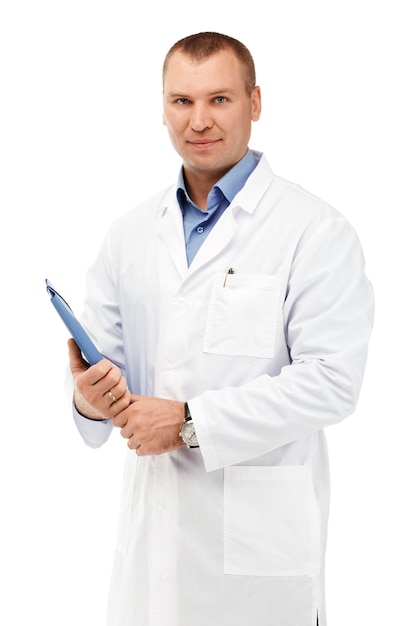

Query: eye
[215,96,228,104]
[176,97,189,105]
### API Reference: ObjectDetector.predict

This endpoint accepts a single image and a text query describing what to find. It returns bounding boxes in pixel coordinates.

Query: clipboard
[45,278,103,365]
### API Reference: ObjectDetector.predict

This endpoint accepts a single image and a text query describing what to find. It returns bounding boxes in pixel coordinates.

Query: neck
[183,169,224,211]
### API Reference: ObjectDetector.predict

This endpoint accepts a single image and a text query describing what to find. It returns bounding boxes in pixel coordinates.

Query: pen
[223,267,235,287]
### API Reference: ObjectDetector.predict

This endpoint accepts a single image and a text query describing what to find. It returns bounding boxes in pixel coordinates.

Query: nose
[190,102,213,132]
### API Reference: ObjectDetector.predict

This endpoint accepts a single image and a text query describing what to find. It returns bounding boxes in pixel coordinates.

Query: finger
[104,378,128,404]
[95,364,128,394]
[77,358,116,389]
[107,389,117,403]
[127,437,140,450]
[125,431,145,451]
[68,338,89,374]
[69,339,115,386]
[107,391,131,419]
[113,411,129,429]
[120,425,131,439]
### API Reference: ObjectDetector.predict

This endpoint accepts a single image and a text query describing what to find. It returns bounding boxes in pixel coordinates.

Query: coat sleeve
[190,212,375,472]
[72,407,114,448]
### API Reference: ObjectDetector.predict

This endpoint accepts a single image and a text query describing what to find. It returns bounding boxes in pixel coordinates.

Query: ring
[108,390,116,403]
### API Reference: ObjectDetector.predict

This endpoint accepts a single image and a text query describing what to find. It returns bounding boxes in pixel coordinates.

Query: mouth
[187,139,220,150]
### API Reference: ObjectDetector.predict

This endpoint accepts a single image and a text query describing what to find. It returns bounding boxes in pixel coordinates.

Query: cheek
[165,124,183,152]
[226,119,251,147]
[164,114,183,137]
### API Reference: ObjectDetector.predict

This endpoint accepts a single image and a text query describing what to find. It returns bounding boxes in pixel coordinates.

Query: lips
[188,139,220,149]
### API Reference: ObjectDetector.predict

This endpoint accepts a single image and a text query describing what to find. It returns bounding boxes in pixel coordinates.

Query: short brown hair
[163,32,256,96]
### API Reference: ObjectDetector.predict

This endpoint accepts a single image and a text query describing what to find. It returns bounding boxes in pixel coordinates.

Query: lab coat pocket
[224,465,320,576]
[203,273,280,358]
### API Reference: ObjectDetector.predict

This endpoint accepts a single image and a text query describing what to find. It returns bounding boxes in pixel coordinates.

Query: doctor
[68,32,374,626]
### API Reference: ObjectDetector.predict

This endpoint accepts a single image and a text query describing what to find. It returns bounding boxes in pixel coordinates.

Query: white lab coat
[74,152,374,626]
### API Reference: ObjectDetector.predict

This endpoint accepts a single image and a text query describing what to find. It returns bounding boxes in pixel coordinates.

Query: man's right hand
[68,338,131,420]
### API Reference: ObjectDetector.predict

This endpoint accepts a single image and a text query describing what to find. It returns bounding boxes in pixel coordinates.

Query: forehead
[163,50,246,94]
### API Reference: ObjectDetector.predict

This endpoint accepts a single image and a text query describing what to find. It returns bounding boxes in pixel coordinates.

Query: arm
[191,215,374,472]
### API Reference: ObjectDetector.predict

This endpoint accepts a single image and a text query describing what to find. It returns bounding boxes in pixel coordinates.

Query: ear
[251,86,262,122]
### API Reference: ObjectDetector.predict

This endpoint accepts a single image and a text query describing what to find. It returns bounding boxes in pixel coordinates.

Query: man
[69,32,374,626]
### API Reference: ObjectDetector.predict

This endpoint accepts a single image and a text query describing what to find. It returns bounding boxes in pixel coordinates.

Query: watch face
[181,421,198,447]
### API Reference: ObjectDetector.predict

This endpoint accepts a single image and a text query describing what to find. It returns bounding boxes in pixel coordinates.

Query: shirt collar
[176,149,258,210]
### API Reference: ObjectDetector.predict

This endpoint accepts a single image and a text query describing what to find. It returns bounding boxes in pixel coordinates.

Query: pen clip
[223,267,235,287]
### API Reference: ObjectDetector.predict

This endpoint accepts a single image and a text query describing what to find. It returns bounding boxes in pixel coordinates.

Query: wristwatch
[180,402,199,448]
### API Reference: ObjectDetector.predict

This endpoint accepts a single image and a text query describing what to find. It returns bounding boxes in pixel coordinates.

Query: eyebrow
[166,87,236,99]
[209,88,235,95]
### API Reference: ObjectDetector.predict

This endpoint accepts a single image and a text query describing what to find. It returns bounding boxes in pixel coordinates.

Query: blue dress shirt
[176,149,259,265]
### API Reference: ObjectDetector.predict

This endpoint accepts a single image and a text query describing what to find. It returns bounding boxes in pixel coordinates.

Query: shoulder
[250,156,362,260]
[119,186,175,227]
[105,185,176,240]
[252,154,346,227]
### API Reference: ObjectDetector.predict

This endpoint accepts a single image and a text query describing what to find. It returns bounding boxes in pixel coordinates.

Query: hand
[68,338,131,420]
[113,395,186,456]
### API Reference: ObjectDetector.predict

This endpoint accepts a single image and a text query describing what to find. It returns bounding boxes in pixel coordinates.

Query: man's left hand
[113,395,186,456]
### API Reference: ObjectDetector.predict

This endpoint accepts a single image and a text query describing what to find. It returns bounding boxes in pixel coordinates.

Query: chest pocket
[203,273,281,359]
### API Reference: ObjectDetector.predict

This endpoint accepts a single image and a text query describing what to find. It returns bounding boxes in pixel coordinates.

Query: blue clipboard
[45,278,103,365]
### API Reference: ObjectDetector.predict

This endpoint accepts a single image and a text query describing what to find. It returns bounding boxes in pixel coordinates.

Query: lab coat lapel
[188,155,275,273]
[189,208,237,273]
[157,154,274,278]
[158,193,188,280]
[157,190,238,278]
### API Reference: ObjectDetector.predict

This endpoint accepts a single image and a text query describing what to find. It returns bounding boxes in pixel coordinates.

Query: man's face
[163,50,261,182]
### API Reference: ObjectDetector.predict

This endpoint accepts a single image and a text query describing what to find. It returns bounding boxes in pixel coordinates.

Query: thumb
[68,338,89,375]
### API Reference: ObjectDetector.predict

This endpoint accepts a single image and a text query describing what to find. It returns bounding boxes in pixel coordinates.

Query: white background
[1,1,416,624]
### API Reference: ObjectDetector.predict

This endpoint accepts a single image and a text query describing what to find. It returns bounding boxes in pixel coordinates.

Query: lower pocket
[224,465,320,576]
